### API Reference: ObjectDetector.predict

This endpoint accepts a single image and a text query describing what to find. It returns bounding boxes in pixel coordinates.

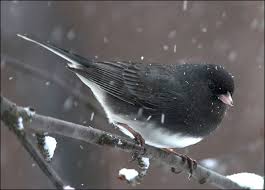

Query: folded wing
[17,34,186,113]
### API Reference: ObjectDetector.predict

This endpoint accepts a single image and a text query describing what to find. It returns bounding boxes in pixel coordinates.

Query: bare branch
[1,96,245,189]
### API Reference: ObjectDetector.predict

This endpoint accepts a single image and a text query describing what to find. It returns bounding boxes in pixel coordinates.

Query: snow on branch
[227,173,264,189]
[1,96,261,189]
[118,155,151,185]
[1,97,65,189]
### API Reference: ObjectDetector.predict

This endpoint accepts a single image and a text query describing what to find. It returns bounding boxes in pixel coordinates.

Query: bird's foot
[116,122,145,147]
[133,132,145,147]
[129,132,146,161]
[115,122,146,159]
[180,154,197,179]
[162,148,197,179]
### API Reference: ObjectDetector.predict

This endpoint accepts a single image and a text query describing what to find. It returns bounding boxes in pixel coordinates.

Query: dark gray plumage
[17,34,235,148]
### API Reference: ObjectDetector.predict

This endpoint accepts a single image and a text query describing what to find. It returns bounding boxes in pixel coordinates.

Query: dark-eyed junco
[17,34,234,150]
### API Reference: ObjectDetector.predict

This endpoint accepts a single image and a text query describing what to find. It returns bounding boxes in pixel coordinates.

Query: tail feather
[17,34,92,68]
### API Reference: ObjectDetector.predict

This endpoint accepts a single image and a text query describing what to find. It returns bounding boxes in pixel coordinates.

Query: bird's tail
[17,34,92,69]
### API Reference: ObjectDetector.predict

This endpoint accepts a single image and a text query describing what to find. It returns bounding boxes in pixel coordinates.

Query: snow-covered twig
[118,154,150,186]
[36,133,57,162]
[118,168,139,185]
[227,173,264,189]
[136,156,150,182]
[1,97,65,189]
[63,185,75,190]
[1,96,258,189]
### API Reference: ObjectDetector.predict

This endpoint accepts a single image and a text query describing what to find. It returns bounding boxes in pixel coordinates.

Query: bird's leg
[162,148,197,179]
[116,122,145,147]
[162,148,183,174]
[115,122,146,160]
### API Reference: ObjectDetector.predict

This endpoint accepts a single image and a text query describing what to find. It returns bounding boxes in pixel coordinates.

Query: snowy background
[1,1,264,189]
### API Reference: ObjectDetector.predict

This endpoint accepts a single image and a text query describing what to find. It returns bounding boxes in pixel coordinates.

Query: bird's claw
[162,148,197,179]
[129,133,146,162]
[180,154,197,179]
[133,133,145,147]
[115,122,145,148]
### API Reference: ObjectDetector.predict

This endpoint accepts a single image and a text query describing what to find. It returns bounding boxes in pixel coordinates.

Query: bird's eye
[208,80,215,90]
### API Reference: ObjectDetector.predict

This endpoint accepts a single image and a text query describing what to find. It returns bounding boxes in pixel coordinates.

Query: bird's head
[205,64,235,107]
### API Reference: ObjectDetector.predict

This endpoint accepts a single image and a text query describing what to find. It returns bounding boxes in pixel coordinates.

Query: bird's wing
[71,61,186,112]
[17,34,186,111]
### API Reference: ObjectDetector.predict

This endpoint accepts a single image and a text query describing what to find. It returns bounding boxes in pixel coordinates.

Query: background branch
[1,55,102,115]
[1,98,65,189]
[1,96,245,189]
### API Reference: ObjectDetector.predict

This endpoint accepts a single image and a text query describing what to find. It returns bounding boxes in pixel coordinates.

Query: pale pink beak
[218,92,233,106]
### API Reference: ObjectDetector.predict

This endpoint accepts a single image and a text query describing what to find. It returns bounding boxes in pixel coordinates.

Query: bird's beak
[218,92,233,106]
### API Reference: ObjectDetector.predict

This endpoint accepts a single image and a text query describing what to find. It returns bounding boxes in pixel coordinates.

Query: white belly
[112,114,203,148]
[76,74,203,148]
[76,73,115,123]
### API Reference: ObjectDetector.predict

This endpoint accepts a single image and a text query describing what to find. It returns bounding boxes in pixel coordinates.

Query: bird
[17,34,234,164]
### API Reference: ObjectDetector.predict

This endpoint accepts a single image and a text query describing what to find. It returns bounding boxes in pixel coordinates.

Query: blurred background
[1,1,264,189]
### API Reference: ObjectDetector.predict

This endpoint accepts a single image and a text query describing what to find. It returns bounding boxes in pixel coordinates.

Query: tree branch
[1,96,244,189]
[1,97,65,189]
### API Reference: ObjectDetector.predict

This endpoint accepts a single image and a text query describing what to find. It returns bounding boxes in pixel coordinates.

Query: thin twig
[1,96,245,189]
[0,98,65,189]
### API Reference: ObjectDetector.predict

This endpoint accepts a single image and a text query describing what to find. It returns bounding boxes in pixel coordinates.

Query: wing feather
[17,34,186,113]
